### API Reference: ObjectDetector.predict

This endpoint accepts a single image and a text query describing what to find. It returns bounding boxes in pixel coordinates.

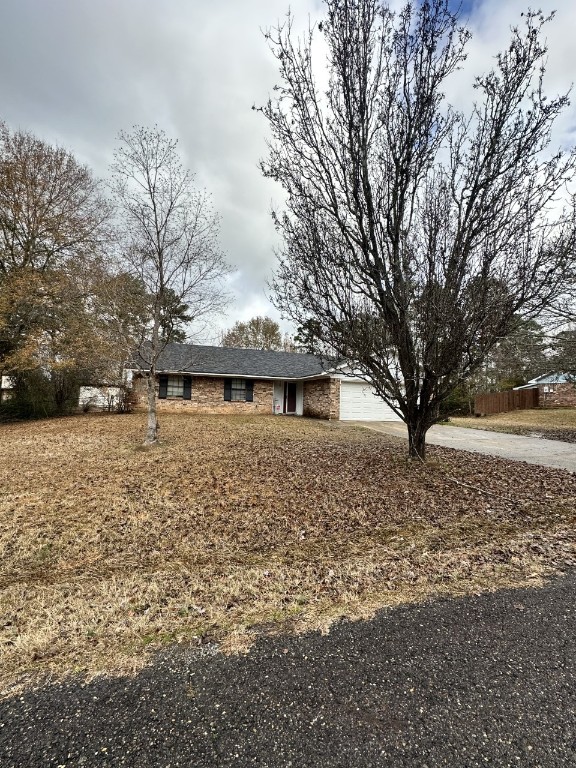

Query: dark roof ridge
[164,341,318,358]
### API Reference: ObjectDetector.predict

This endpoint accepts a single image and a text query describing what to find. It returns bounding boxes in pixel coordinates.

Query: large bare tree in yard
[0,123,115,415]
[261,0,576,459]
[111,126,229,444]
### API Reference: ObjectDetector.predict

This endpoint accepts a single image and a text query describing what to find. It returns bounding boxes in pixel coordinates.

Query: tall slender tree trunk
[144,369,159,444]
[143,308,162,445]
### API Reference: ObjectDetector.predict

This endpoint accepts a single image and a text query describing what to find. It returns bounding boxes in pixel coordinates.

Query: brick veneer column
[303,378,339,420]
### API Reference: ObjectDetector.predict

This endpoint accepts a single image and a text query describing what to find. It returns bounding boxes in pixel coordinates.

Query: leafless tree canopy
[111,126,230,443]
[220,316,285,350]
[0,123,111,276]
[261,0,576,458]
[0,123,118,413]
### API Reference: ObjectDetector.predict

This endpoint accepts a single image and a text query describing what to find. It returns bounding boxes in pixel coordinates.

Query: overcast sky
[1,0,575,341]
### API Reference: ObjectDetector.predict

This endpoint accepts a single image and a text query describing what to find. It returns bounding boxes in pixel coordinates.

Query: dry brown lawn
[1,412,576,696]
[452,408,576,443]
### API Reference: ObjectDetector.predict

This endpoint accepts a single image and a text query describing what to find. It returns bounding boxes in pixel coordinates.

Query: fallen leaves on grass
[1,413,575,695]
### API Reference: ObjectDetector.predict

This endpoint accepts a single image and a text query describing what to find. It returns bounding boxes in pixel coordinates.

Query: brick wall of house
[539,383,576,408]
[303,378,340,420]
[133,375,274,414]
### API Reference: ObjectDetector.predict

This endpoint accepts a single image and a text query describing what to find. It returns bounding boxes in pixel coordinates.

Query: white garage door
[339,381,401,421]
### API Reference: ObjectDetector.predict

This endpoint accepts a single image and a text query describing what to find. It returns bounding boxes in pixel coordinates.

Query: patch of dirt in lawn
[1,413,575,697]
[452,409,576,443]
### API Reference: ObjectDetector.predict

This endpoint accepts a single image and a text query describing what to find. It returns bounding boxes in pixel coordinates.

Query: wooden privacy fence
[474,388,539,416]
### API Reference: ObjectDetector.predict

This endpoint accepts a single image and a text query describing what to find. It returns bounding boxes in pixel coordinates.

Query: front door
[284,381,297,413]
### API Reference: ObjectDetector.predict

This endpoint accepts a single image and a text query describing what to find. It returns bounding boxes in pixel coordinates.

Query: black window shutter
[158,374,168,399]
[224,379,232,401]
[183,376,192,400]
[245,380,254,402]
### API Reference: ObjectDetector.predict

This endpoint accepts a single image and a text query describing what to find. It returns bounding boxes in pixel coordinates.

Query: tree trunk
[407,419,428,461]
[144,372,159,444]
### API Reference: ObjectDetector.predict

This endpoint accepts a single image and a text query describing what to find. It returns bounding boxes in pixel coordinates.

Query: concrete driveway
[354,421,576,472]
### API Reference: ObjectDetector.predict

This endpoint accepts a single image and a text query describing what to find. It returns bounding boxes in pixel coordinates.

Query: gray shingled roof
[135,343,331,379]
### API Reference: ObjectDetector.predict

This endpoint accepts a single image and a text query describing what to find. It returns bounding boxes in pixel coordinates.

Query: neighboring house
[127,343,401,422]
[78,385,124,412]
[0,375,15,403]
[514,373,576,407]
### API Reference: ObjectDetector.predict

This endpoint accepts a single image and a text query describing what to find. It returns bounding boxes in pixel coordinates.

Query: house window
[224,378,254,402]
[167,376,184,398]
[158,374,192,400]
[231,378,246,401]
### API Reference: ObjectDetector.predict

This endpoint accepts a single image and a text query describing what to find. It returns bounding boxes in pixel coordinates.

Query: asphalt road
[355,422,576,472]
[2,573,576,767]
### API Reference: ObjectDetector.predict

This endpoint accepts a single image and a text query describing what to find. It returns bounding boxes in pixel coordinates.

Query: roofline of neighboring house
[532,371,571,382]
[514,372,573,389]
[125,367,333,381]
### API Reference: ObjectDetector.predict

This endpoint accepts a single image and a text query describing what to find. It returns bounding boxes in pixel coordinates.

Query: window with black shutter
[159,375,191,399]
[223,378,253,402]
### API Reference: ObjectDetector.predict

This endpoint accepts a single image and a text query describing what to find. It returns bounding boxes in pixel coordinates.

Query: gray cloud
[1,0,574,338]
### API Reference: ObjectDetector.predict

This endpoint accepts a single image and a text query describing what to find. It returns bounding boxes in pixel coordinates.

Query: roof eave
[125,367,331,381]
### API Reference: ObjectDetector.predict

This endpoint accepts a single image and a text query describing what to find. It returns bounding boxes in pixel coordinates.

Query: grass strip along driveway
[1,413,575,696]
[452,407,576,444]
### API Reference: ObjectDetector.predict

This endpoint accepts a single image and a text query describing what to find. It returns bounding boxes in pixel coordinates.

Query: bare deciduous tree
[220,315,284,350]
[260,0,576,459]
[111,126,229,444]
[0,122,111,277]
[0,123,113,405]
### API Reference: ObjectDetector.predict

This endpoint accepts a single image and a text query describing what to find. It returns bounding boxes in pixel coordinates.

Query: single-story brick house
[128,343,400,422]
[513,373,576,407]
